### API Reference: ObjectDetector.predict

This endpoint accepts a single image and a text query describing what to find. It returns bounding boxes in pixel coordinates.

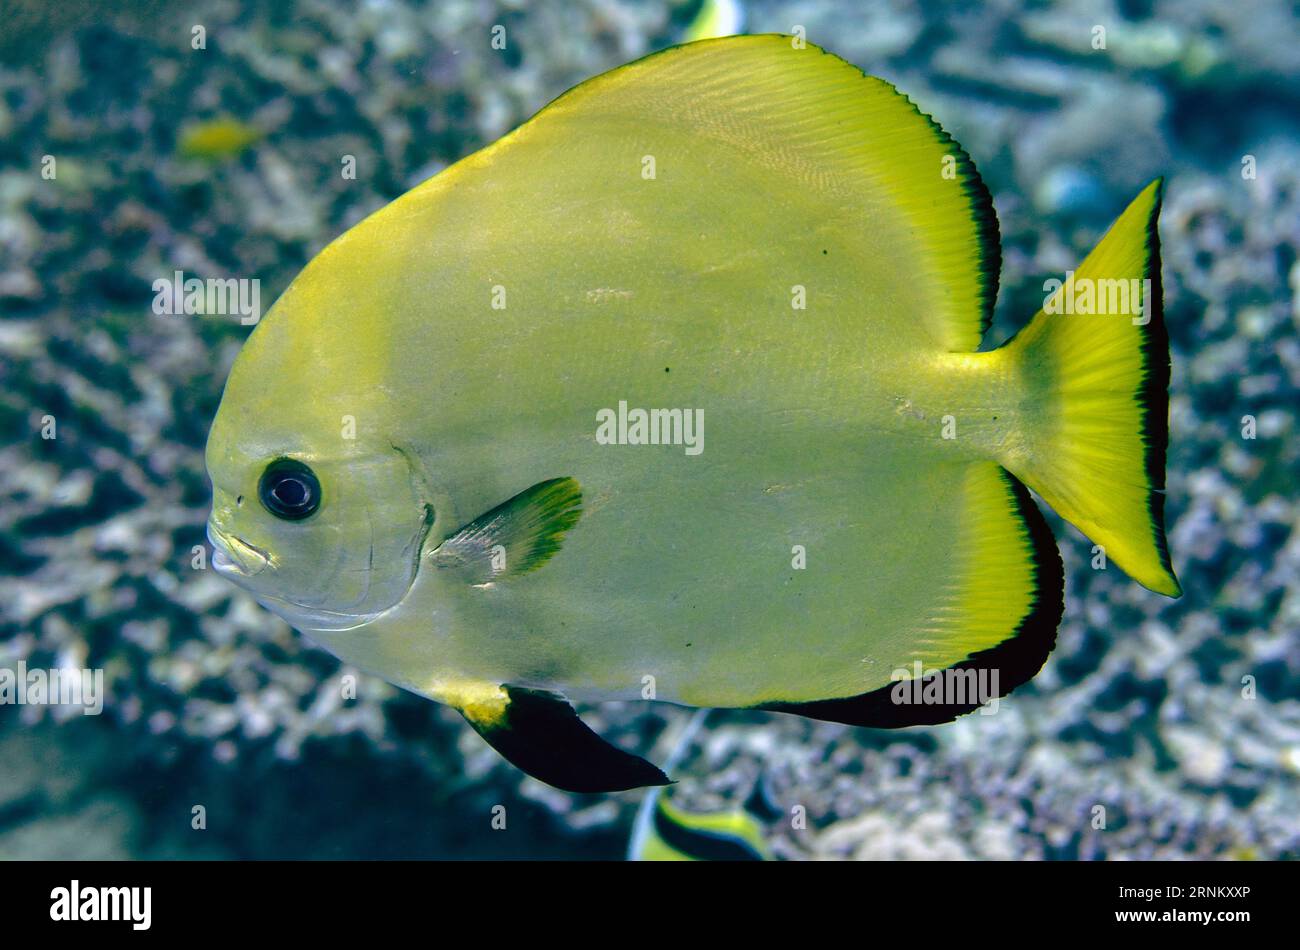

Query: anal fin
[760,469,1064,728]
[454,684,671,793]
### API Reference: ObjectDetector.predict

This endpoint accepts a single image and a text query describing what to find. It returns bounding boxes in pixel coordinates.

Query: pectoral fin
[432,477,582,585]
[453,683,671,793]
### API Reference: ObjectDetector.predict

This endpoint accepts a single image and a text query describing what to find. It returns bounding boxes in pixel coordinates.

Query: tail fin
[999,179,1180,597]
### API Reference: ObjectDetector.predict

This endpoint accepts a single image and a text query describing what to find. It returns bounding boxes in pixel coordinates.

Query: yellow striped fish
[631,796,773,861]
[205,35,1180,792]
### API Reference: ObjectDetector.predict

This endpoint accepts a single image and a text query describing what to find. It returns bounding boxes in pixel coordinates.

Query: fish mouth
[206,522,271,578]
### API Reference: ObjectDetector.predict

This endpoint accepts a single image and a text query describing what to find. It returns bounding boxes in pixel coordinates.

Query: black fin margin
[1137,178,1176,584]
[464,687,671,794]
[759,469,1064,728]
[916,104,1002,342]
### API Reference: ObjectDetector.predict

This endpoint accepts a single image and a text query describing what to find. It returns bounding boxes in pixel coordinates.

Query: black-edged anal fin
[760,468,1065,728]
[459,685,671,793]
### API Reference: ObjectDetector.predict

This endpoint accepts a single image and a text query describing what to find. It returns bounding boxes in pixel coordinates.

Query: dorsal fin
[495,33,1000,350]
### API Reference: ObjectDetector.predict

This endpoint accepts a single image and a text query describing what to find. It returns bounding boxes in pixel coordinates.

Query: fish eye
[258,459,321,521]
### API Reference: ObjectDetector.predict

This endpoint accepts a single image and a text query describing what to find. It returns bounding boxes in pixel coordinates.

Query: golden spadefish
[205,35,1179,792]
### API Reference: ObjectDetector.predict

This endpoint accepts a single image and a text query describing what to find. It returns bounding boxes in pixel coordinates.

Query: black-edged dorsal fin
[497,34,1000,350]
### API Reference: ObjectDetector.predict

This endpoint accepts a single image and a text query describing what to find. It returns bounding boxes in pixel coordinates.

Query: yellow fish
[631,796,773,861]
[205,35,1180,792]
[627,710,777,860]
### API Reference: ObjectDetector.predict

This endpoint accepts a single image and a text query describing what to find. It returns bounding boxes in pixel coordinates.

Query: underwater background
[1,0,1297,859]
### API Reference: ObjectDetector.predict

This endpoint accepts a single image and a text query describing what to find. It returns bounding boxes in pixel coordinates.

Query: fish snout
[206,521,270,577]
